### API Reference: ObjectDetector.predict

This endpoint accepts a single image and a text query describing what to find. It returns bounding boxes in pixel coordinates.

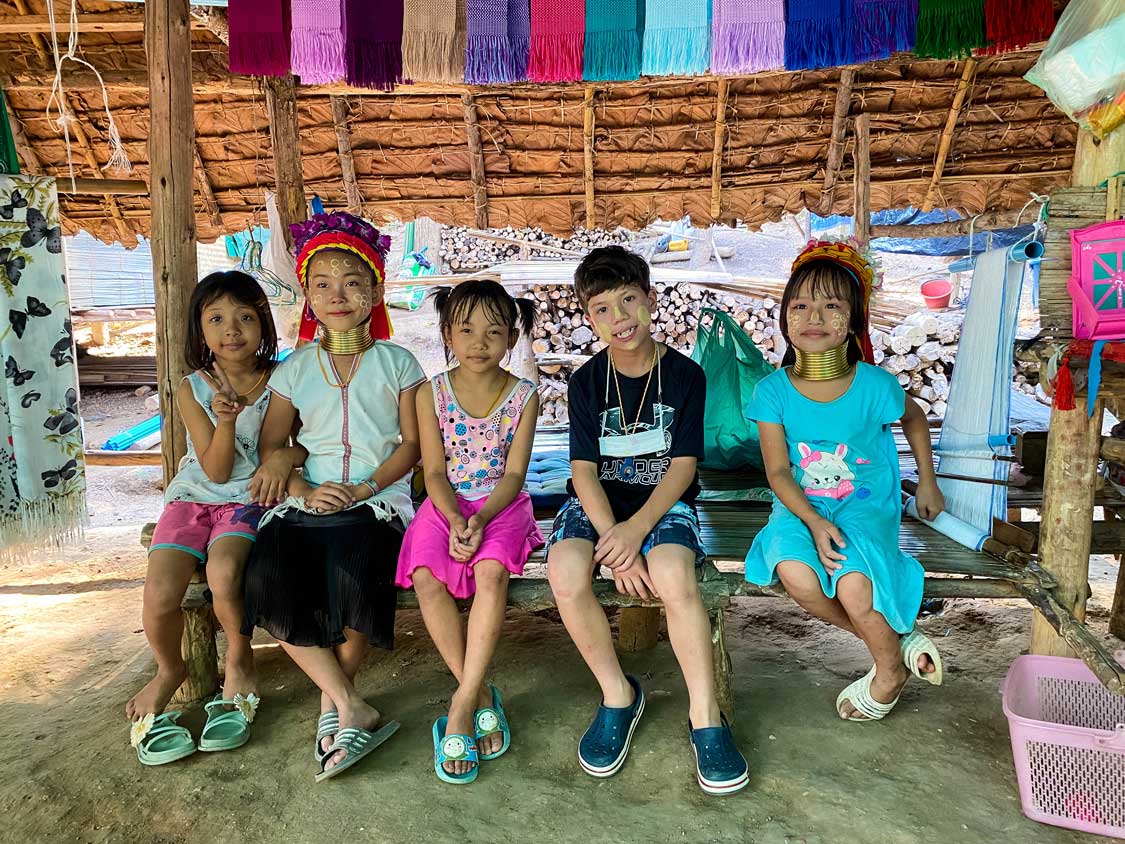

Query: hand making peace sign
[205,362,245,424]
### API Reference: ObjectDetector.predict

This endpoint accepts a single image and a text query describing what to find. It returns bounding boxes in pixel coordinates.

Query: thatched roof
[1,1,1076,246]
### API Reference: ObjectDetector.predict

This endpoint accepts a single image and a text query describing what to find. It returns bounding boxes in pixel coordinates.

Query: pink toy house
[1069,219,1125,340]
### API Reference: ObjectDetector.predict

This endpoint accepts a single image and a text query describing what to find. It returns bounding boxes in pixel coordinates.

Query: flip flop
[315,721,400,783]
[433,717,479,785]
[198,694,253,752]
[473,684,511,761]
[132,711,197,766]
[313,710,339,765]
[835,666,901,722]
[900,626,944,686]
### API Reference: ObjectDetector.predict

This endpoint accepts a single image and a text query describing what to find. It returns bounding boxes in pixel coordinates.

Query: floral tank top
[433,370,536,500]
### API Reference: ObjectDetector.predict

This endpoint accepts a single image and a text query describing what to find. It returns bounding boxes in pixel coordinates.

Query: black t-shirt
[566,345,705,523]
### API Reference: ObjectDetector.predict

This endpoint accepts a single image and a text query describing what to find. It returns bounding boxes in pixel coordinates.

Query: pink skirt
[395,492,544,599]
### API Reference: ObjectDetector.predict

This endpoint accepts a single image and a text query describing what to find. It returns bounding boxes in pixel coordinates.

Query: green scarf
[0,86,20,175]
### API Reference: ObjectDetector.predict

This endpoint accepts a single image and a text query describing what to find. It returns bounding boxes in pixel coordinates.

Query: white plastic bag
[261,191,303,350]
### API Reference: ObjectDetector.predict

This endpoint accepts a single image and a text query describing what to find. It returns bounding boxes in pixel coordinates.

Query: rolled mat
[344,0,403,89]
[290,0,346,83]
[914,0,985,58]
[785,0,852,70]
[712,0,784,74]
[641,0,711,77]
[851,0,917,62]
[582,0,644,80]
[983,0,1054,54]
[402,0,466,83]
[228,0,291,76]
[528,0,585,82]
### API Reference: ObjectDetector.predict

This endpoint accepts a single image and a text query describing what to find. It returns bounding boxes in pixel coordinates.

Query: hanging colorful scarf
[528,0,585,82]
[344,0,403,89]
[290,0,346,84]
[583,0,643,81]
[402,0,465,83]
[228,0,291,76]
[510,0,532,79]
[852,0,917,62]
[712,0,784,74]
[983,0,1054,54]
[0,175,86,561]
[785,0,852,70]
[914,0,985,58]
[0,87,19,175]
[641,0,711,76]
[465,0,527,83]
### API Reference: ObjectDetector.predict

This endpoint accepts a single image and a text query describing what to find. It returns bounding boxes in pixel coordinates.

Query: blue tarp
[812,207,1037,257]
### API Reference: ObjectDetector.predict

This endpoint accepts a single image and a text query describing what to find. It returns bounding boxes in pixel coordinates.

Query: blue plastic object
[102,414,161,451]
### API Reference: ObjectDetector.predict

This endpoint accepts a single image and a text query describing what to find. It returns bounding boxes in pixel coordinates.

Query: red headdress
[290,211,394,344]
[790,238,880,363]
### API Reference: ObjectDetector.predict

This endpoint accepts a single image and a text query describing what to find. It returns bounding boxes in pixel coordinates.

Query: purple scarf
[465,0,529,82]
[712,0,784,74]
[852,0,917,62]
[228,0,291,76]
[345,0,404,89]
[290,0,346,83]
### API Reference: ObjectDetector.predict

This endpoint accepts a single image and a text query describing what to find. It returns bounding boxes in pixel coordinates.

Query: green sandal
[473,684,511,761]
[198,693,257,752]
[132,712,196,766]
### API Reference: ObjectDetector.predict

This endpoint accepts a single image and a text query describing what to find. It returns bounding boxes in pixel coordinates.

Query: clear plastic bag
[1024,0,1125,139]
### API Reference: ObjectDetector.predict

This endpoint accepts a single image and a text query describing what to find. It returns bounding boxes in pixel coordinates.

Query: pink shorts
[150,501,266,562]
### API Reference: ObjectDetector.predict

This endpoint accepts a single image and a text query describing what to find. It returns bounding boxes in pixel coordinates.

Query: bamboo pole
[57,177,149,196]
[265,75,307,250]
[816,67,855,215]
[11,0,48,66]
[0,13,208,33]
[582,86,596,229]
[462,92,489,229]
[853,113,871,244]
[922,58,977,213]
[710,78,729,221]
[193,143,223,229]
[330,96,364,216]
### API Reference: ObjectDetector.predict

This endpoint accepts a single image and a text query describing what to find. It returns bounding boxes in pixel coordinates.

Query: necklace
[234,368,269,404]
[609,345,658,433]
[451,370,509,417]
[792,344,852,381]
[317,345,362,389]
[320,323,375,355]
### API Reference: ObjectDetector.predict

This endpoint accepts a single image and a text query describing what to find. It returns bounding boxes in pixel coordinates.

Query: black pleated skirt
[241,506,404,649]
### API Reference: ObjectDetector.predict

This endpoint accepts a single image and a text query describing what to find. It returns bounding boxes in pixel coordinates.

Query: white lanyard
[599,350,665,458]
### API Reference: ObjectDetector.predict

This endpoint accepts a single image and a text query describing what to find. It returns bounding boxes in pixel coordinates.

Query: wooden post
[170,571,220,704]
[711,608,734,722]
[852,113,871,245]
[618,606,660,652]
[816,67,854,215]
[922,58,977,213]
[583,86,596,229]
[330,96,364,215]
[145,0,196,486]
[1111,510,1125,640]
[1029,400,1104,657]
[462,93,489,229]
[710,78,729,222]
[265,74,307,250]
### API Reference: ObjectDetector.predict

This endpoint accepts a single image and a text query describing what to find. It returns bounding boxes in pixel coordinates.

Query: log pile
[440,226,629,272]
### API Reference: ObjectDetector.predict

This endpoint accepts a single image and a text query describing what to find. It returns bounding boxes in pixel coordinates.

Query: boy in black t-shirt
[545,246,748,795]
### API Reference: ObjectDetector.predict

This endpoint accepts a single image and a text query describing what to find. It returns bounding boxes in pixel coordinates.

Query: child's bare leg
[126,549,197,720]
[834,572,909,719]
[548,539,633,708]
[204,536,256,701]
[315,628,369,754]
[775,561,857,635]
[647,545,720,728]
[412,567,468,679]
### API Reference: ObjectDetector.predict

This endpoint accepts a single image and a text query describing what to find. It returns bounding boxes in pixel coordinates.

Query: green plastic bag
[690,308,774,470]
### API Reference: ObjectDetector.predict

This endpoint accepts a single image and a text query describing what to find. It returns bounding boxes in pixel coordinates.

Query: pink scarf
[528,0,585,82]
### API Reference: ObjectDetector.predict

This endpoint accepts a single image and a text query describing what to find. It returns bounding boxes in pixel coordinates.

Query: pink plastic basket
[1000,654,1125,839]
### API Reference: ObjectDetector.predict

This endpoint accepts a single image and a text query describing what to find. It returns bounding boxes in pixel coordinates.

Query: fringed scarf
[583,0,644,81]
[465,0,525,83]
[0,175,86,562]
[290,0,346,83]
[402,0,466,83]
[641,0,711,77]
[510,0,532,79]
[528,0,585,82]
[785,0,852,70]
[344,0,403,89]
[983,0,1054,54]
[915,0,985,58]
[228,0,291,76]
[712,0,784,74]
[852,0,917,62]
[0,86,18,175]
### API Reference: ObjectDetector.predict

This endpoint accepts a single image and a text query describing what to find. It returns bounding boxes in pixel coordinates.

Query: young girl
[241,212,425,782]
[745,240,946,723]
[395,280,541,784]
[127,270,295,764]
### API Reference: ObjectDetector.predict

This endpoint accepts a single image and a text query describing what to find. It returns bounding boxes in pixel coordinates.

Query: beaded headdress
[790,238,880,362]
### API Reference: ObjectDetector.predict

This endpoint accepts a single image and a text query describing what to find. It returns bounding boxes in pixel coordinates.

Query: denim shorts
[544,496,706,566]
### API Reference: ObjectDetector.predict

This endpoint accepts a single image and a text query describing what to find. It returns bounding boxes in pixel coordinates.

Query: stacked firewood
[439,226,630,271]
[866,310,962,417]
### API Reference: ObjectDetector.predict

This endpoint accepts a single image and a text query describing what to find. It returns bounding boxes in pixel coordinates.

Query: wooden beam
[816,67,855,215]
[59,95,131,242]
[146,0,197,485]
[57,177,149,196]
[583,86,596,229]
[11,0,48,66]
[462,92,489,229]
[870,209,1024,238]
[0,83,41,172]
[852,112,871,245]
[330,96,364,216]
[922,58,978,213]
[0,14,207,33]
[84,449,162,467]
[264,75,307,250]
[193,143,223,229]
[710,78,729,222]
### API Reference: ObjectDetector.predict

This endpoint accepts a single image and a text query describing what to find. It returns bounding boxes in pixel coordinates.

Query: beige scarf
[402,0,466,83]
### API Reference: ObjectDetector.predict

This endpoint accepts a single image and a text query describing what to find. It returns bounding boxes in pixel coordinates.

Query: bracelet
[361,478,380,498]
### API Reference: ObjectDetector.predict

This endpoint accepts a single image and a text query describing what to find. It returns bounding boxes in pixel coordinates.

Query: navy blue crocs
[578,675,645,778]
[688,715,749,795]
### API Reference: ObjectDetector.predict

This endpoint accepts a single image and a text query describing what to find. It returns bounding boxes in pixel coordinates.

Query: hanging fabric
[982,0,1054,54]
[402,0,466,83]
[465,0,515,82]
[344,0,404,89]
[510,0,532,79]
[641,0,711,77]
[914,0,985,58]
[785,0,852,70]
[582,0,644,81]
[528,0,585,82]
[227,0,292,76]
[711,0,784,74]
[0,85,19,175]
[290,0,347,83]
[851,0,918,62]
[0,175,86,560]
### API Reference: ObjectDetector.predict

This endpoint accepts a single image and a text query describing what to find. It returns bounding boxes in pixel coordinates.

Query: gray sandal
[313,710,339,764]
[315,721,400,783]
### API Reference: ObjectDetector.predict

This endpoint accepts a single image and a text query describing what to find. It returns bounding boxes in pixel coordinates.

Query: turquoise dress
[743,363,923,634]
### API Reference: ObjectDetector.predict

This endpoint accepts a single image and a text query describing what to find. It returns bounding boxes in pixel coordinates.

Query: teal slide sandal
[433,717,479,785]
[132,712,196,766]
[198,693,255,752]
[473,684,511,761]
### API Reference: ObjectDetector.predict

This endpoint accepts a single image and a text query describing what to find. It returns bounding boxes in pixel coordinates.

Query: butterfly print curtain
[0,174,85,558]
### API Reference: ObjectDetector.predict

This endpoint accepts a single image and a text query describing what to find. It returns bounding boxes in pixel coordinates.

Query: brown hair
[778,260,866,366]
[573,245,651,309]
[432,279,536,364]
[184,271,278,372]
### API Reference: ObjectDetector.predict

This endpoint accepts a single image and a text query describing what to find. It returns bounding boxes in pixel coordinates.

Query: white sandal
[900,626,944,686]
[835,666,901,722]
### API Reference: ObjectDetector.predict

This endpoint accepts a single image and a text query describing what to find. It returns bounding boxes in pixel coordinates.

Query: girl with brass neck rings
[745,241,947,724]
[242,212,427,782]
